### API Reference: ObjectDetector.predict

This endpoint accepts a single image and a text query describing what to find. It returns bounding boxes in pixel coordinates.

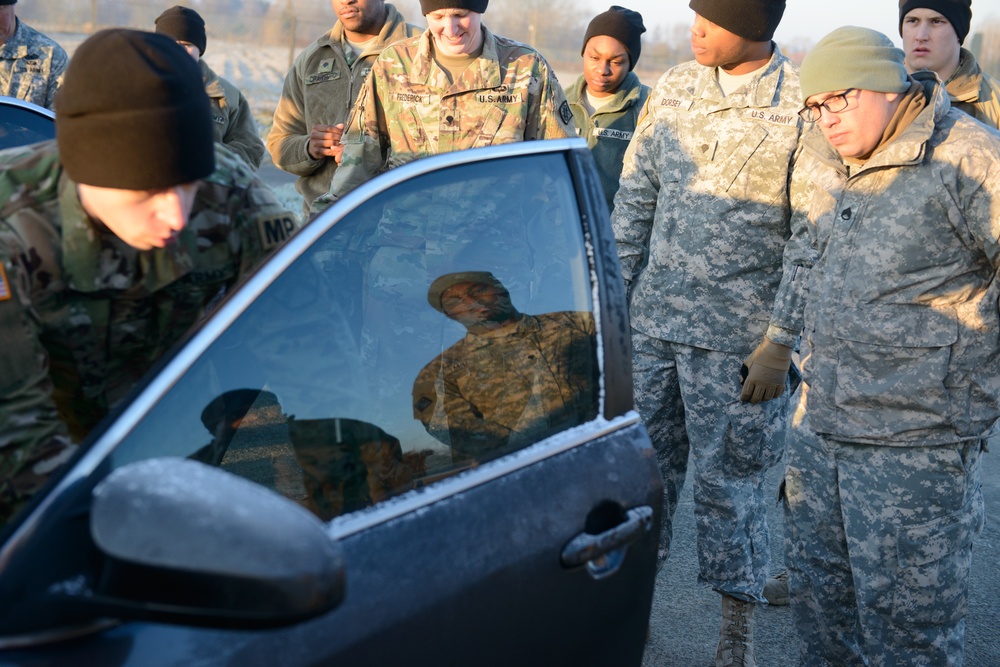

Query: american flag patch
[0,263,11,301]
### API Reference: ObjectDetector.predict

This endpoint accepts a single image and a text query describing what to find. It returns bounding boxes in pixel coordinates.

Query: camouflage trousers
[783,387,986,667]
[631,331,787,602]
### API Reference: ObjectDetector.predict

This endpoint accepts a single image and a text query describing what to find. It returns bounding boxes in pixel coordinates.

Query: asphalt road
[642,440,1000,667]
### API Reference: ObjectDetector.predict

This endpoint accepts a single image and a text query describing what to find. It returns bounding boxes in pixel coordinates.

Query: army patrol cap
[800,26,911,100]
[898,0,972,44]
[55,29,215,190]
[688,0,785,42]
[427,271,507,312]
[420,0,488,14]
[155,5,208,55]
[582,6,646,71]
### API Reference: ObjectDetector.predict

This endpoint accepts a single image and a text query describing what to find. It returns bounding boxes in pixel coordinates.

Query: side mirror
[90,458,344,628]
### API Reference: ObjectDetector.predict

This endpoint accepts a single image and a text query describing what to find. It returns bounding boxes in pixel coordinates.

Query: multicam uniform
[0,141,296,525]
[267,4,420,216]
[201,59,265,170]
[412,311,597,462]
[612,45,805,602]
[941,46,1000,129]
[320,25,576,209]
[565,71,649,212]
[0,19,67,110]
[770,72,994,666]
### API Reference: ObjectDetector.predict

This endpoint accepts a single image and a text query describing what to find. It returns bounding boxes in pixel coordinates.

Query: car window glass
[0,102,54,150]
[109,152,599,521]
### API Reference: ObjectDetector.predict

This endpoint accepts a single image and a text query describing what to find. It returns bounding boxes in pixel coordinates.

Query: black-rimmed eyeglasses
[798,89,856,122]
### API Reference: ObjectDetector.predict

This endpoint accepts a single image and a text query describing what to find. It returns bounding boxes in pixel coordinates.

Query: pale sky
[580,1,999,47]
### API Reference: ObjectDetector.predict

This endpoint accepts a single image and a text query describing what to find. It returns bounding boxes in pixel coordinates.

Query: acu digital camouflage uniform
[413,311,597,463]
[200,59,265,170]
[0,18,67,110]
[0,141,296,525]
[940,46,1000,129]
[768,70,995,666]
[267,4,420,216]
[565,70,649,212]
[319,25,575,209]
[612,45,805,602]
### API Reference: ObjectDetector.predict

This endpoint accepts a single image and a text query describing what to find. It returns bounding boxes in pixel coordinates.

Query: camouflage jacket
[566,71,649,212]
[771,72,1000,445]
[202,59,265,170]
[321,25,576,208]
[412,311,597,461]
[0,19,68,110]
[0,141,296,507]
[612,46,806,353]
[267,4,421,214]
[942,47,1000,130]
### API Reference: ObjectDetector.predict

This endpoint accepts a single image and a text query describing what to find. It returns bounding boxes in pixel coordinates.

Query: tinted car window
[0,98,54,150]
[108,152,599,520]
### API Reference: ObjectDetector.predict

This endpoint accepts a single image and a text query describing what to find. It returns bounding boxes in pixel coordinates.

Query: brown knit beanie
[420,0,487,14]
[582,6,646,71]
[688,0,786,42]
[898,0,971,44]
[55,29,215,190]
[155,5,208,55]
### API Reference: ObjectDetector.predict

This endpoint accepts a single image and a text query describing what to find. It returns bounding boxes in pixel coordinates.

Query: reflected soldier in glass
[193,388,428,521]
[290,418,427,520]
[413,271,598,463]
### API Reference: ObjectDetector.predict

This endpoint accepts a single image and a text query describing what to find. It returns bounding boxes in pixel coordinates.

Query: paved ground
[642,442,1000,666]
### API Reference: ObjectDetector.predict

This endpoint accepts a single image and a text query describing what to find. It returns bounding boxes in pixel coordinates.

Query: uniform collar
[693,43,787,110]
[944,48,984,104]
[567,71,644,114]
[410,26,503,90]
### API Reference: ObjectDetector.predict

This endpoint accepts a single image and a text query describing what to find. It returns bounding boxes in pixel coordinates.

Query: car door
[0,139,661,666]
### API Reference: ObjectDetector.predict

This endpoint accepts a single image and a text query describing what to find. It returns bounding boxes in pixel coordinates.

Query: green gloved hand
[740,339,793,404]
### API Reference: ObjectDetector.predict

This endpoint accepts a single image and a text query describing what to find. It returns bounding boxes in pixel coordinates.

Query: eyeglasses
[797,89,856,122]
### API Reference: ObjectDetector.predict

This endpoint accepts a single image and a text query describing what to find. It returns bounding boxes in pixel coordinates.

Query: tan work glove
[740,339,793,404]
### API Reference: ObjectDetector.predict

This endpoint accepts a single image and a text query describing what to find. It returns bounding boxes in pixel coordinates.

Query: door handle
[561,505,653,577]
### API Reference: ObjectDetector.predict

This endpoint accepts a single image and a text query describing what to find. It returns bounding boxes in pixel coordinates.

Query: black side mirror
[90,458,344,628]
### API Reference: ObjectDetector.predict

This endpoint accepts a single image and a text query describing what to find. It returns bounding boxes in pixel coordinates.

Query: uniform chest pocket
[472,106,508,148]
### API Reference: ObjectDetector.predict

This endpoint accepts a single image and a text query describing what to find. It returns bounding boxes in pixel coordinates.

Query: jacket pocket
[832,304,958,434]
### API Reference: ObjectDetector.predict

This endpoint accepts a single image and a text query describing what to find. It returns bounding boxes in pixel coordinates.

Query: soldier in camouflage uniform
[413,272,597,463]
[758,26,997,666]
[155,5,267,170]
[900,0,1000,129]
[611,0,804,664]
[0,0,67,110]
[315,0,575,211]
[267,0,421,217]
[0,29,295,528]
[566,6,650,212]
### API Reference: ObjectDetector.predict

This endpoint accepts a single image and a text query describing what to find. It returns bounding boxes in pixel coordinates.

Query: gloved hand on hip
[740,338,793,404]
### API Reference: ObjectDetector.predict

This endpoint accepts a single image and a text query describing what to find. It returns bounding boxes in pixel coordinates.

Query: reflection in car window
[0,103,54,151]
[111,153,598,521]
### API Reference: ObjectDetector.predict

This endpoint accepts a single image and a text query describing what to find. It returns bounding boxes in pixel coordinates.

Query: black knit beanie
[420,0,488,15]
[155,5,208,55]
[55,29,215,190]
[582,6,646,71]
[899,0,971,44]
[688,0,786,42]
[0,1,16,5]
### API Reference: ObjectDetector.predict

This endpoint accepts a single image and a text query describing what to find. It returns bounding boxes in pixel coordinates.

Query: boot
[763,569,789,606]
[716,594,756,667]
